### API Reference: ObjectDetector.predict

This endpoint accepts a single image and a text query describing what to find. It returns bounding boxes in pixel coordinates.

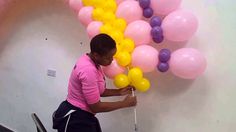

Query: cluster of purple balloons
[158,49,171,72]
[150,16,164,43]
[139,0,164,44]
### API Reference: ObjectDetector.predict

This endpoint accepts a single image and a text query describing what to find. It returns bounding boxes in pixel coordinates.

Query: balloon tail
[132,89,138,132]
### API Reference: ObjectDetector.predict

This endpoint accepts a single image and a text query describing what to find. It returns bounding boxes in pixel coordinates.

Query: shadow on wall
[0,0,55,55]
[0,0,88,57]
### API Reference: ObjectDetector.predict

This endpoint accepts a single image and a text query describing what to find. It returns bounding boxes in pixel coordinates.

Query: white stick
[132,89,138,132]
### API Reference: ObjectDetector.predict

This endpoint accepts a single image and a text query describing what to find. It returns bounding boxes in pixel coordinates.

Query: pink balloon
[78,6,93,26]
[102,59,126,79]
[87,21,103,39]
[69,0,83,13]
[132,45,159,73]
[116,0,123,4]
[151,0,182,16]
[162,9,198,42]
[170,48,207,79]
[125,20,152,46]
[116,0,142,24]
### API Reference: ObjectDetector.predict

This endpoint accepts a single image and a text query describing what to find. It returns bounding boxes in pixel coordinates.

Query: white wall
[0,0,236,132]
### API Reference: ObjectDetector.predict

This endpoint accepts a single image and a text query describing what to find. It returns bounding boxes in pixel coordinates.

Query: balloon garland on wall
[67,0,207,92]
[0,0,207,92]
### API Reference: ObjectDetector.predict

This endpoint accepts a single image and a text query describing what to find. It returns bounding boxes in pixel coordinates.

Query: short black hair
[90,34,116,56]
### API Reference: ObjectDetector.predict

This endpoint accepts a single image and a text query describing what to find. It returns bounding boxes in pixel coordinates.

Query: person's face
[95,48,117,66]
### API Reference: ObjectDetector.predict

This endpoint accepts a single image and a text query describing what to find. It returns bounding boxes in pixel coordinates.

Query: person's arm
[101,85,134,97]
[80,68,136,113]
[89,95,137,113]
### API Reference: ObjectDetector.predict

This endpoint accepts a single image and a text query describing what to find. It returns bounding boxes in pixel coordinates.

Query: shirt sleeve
[80,67,100,104]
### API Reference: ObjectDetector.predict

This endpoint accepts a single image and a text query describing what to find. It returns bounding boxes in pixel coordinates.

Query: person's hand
[122,95,137,108]
[119,85,135,96]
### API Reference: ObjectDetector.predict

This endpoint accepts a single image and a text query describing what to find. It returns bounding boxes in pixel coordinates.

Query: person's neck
[87,53,99,67]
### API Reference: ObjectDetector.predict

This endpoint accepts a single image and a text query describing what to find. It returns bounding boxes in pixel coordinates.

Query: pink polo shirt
[66,54,106,113]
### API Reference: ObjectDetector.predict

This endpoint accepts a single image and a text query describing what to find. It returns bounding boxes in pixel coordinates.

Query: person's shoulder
[76,54,91,65]
[76,54,97,71]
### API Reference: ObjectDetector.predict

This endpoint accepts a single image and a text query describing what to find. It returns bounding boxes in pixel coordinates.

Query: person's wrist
[119,100,126,108]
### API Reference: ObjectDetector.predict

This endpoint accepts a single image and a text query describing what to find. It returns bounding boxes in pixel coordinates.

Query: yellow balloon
[121,38,135,53]
[133,78,151,92]
[113,19,127,32]
[89,0,95,6]
[128,67,143,83]
[91,0,104,8]
[92,8,104,21]
[114,74,130,89]
[116,51,131,67]
[104,1,117,12]
[82,0,91,6]
[100,24,113,34]
[110,31,124,44]
[102,12,116,24]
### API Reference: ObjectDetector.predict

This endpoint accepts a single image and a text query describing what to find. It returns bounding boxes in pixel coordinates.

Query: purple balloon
[139,0,151,9]
[152,35,164,43]
[158,62,169,72]
[143,7,153,18]
[150,16,162,27]
[151,26,163,38]
[159,49,171,62]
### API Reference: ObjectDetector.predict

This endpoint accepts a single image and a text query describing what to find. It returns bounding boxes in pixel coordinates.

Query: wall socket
[47,69,56,77]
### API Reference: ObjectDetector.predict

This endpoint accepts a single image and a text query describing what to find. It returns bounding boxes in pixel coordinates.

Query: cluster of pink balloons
[66,0,207,80]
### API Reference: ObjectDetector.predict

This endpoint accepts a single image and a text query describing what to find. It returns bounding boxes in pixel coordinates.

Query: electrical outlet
[47,69,56,77]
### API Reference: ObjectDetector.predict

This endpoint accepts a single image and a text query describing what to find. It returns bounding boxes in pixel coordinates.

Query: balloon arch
[0,0,207,92]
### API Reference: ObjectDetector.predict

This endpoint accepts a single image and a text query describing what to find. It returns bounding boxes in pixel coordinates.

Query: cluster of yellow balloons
[114,67,150,92]
[83,0,134,67]
[81,0,151,92]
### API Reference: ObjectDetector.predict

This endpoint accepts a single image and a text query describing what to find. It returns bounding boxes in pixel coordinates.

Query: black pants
[52,100,102,132]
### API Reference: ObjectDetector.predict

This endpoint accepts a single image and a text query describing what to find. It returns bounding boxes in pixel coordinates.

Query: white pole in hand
[132,89,138,132]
